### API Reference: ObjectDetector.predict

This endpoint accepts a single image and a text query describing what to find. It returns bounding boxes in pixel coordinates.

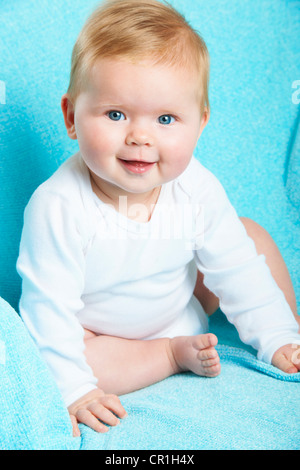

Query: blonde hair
[67,0,210,112]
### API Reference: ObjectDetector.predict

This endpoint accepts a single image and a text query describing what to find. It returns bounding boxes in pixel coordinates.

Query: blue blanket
[0,0,299,450]
[1,297,299,450]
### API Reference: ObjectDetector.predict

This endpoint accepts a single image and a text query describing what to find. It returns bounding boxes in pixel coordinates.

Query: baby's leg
[84,331,220,396]
[194,216,299,327]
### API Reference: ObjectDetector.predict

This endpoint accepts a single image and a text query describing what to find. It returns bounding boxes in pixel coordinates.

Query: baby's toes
[198,348,221,377]
[200,357,220,367]
[197,346,218,361]
[202,362,221,377]
[193,333,218,351]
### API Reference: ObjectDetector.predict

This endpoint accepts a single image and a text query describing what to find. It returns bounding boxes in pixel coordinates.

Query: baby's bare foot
[169,333,221,378]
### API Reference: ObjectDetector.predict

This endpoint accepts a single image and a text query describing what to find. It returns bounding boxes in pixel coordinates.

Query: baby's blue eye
[108,111,125,121]
[158,115,175,125]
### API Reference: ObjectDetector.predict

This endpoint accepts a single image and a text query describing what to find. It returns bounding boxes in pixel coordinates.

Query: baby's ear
[198,107,210,139]
[61,94,77,140]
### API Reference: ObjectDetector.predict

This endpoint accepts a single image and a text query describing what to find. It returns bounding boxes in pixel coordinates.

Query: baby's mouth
[118,158,156,174]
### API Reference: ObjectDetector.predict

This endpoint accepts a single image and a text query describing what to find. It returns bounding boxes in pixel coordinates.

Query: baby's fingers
[70,414,81,437]
[101,394,128,419]
[88,401,121,428]
[272,344,300,374]
[273,353,298,374]
[76,408,110,433]
[291,345,300,371]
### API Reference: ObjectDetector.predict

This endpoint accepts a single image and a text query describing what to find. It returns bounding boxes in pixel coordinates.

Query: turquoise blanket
[0,0,299,450]
[1,297,299,450]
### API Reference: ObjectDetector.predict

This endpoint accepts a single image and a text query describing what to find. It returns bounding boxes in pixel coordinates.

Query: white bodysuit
[17,153,300,406]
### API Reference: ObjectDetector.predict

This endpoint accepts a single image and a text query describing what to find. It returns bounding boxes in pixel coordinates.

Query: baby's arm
[17,189,127,435]
[193,168,300,365]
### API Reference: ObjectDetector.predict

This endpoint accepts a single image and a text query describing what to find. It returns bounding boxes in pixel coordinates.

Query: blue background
[0,0,299,450]
[1,0,299,312]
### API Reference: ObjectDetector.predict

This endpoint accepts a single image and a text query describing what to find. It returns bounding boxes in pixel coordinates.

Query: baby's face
[71,57,207,201]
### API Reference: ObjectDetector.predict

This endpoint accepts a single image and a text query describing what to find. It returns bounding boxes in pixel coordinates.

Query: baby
[17,0,300,437]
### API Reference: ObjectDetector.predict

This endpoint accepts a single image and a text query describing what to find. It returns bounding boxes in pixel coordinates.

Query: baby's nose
[125,125,153,146]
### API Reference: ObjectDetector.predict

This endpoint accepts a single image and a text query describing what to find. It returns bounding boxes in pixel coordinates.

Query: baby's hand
[272,343,300,374]
[68,388,128,437]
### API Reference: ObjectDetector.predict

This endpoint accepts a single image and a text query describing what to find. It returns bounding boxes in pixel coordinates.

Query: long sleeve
[194,169,300,364]
[17,188,98,407]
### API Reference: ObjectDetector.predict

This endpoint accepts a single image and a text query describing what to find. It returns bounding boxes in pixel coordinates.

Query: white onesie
[17,153,300,406]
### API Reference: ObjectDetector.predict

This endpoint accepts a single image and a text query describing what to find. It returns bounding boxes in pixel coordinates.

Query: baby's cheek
[77,130,108,163]
[164,152,192,179]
